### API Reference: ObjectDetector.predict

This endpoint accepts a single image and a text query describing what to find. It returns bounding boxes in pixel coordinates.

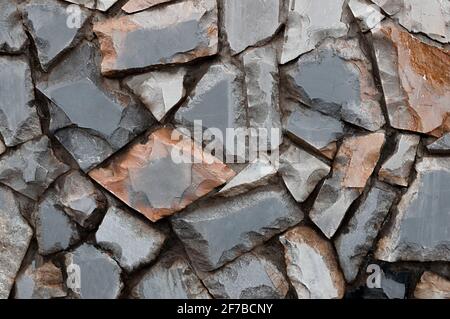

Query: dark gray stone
[427,133,450,154]
[0,1,27,53]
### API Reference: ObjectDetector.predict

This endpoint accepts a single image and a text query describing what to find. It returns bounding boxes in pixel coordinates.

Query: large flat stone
[122,0,175,13]
[0,1,27,53]
[63,0,119,11]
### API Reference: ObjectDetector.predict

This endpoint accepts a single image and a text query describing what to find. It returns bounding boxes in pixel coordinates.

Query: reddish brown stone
[89,128,235,222]
[122,0,174,13]
[414,272,450,299]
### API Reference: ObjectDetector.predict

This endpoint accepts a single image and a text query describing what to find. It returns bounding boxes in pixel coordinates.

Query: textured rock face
[0,57,42,147]
[172,186,304,271]
[0,186,33,299]
[202,250,289,299]
[283,103,345,159]
[124,68,186,122]
[427,133,450,154]
[280,226,345,299]
[223,0,282,54]
[310,132,385,238]
[280,0,348,64]
[0,1,27,53]
[96,206,167,272]
[93,0,218,75]
[349,0,385,32]
[64,244,123,299]
[334,183,397,282]
[414,272,450,299]
[131,249,210,299]
[371,21,450,136]
[63,0,119,11]
[283,39,385,131]
[376,157,450,262]
[279,144,331,203]
[379,134,420,187]
[23,0,90,70]
[0,136,70,200]
[89,128,235,222]
[122,0,174,13]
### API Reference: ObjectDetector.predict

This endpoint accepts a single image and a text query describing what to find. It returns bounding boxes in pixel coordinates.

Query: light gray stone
[0,1,27,53]
[63,0,119,11]
[349,0,385,32]
[122,0,175,13]
[427,133,450,154]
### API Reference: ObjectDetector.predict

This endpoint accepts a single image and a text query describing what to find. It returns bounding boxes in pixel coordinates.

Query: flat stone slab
[63,0,119,11]
[0,1,27,53]
[122,0,175,13]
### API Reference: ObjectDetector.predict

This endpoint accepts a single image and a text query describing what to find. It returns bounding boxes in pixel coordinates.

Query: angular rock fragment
[349,0,385,32]
[379,134,420,187]
[283,39,385,131]
[64,244,123,299]
[283,103,345,159]
[96,206,167,272]
[280,0,348,64]
[202,249,289,299]
[334,183,397,282]
[55,171,106,229]
[0,136,70,200]
[310,132,385,238]
[0,56,42,147]
[370,21,450,136]
[0,186,33,299]
[63,0,119,11]
[280,226,345,299]
[124,68,186,122]
[131,249,210,299]
[279,144,330,203]
[218,156,277,197]
[223,0,282,54]
[243,46,282,151]
[122,0,174,13]
[93,0,218,75]
[172,186,304,271]
[14,258,66,299]
[376,157,450,262]
[23,0,90,70]
[427,132,450,154]
[414,272,450,299]
[0,1,27,53]
[0,140,5,156]
[89,128,235,222]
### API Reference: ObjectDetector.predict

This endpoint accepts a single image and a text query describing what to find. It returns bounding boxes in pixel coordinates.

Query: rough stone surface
[349,0,385,32]
[0,56,42,147]
[124,68,187,122]
[280,226,346,299]
[310,132,385,238]
[0,1,27,53]
[64,244,123,299]
[123,0,175,13]
[376,157,450,262]
[172,186,304,271]
[0,186,33,299]
[279,144,331,203]
[334,183,397,282]
[379,134,420,187]
[93,0,218,75]
[427,133,450,154]
[371,20,450,136]
[96,206,167,272]
[280,0,348,64]
[414,272,450,299]
[0,136,70,200]
[89,128,235,222]
[63,0,119,11]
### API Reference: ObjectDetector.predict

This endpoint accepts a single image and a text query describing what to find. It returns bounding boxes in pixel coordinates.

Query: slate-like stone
[283,38,385,131]
[370,20,450,136]
[0,1,27,53]
[279,144,330,203]
[280,0,348,64]
[223,0,282,54]
[93,0,218,75]
[334,183,397,282]
[89,128,235,222]
[0,136,70,200]
[202,249,289,299]
[414,272,450,299]
[379,134,420,187]
[122,0,174,13]
[0,56,42,147]
[124,68,186,122]
[172,185,304,271]
[376,157,450,262]
[280,226,346,299]
[63,0,119,11]
[0,187,33,299]
[283,103,345,159]
[349,0,385,32]
[310,132,385,238]
[64,244,123,299]
[23,0,90,70]
[427,132,450,154]
[96,206,167,272]
[131,249,211,299]
[243,46,282,151]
